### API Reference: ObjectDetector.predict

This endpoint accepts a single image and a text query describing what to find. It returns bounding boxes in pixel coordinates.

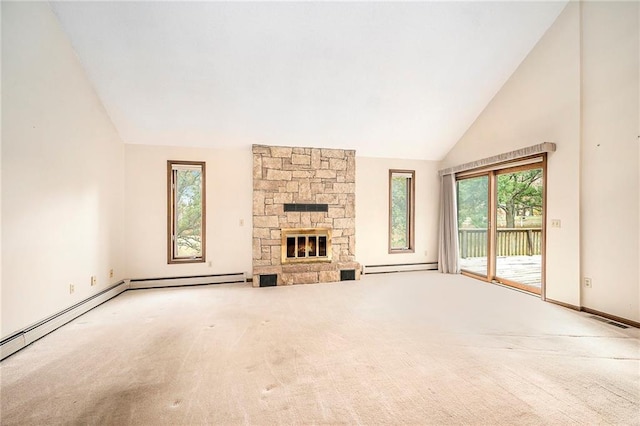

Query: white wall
[1,3,126,336]
[125,149,439,280]
[356,157,440,267]
[124,145,253,279]
[580,1,639,321]
[440,1,640,322]
[125,148,439,279]
[441,1,582,307]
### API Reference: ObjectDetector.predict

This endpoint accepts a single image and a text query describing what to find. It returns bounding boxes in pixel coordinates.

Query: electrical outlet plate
[584,277,592,288]
[109,269,114,278]
[91,276,97,286]
[69,284,75,294]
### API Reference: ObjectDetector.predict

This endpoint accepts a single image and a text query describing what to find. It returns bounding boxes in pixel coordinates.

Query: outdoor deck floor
[460,255,542,288]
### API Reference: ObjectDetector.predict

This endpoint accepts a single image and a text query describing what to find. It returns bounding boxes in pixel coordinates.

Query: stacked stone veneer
[252,144,361,286]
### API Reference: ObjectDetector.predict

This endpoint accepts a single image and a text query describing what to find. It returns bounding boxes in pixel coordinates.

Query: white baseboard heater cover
[1,280,129,361]
[363,262,438,275]
[1,272,247,361]
[129,272,246,290]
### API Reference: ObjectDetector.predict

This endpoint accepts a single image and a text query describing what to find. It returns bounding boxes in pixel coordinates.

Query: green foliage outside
[457,169,543,229]
[391,176,409,248]
[176,170,202,256]
[457,176,489,229]
[497,169,542,228]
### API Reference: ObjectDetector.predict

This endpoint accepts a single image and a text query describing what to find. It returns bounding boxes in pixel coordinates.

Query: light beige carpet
[1,271,638,425]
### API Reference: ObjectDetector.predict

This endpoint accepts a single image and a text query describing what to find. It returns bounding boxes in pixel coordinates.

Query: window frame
[167,160,206,264]
[455,154,547,296]
[388,169,415,253]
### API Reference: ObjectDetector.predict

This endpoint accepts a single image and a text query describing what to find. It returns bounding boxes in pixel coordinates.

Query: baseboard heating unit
[0,280,129,361]
[362,262,438,275]
[129,272,246,290]
[1,272,248,361]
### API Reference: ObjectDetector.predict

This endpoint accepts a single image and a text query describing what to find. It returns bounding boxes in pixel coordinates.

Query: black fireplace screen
[281,228,332,263]
[287,235,327,259]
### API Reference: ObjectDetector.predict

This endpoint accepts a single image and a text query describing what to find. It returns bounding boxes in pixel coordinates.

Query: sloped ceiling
[50,1,567,160]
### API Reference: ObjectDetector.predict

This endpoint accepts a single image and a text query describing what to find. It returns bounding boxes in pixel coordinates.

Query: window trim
[167,160,206,264]
[388,169,415,254]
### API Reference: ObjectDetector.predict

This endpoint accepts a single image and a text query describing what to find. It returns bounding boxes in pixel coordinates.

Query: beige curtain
[438,173,460,274]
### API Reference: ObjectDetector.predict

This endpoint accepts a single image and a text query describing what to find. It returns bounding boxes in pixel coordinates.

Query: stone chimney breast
[252,144,360,286]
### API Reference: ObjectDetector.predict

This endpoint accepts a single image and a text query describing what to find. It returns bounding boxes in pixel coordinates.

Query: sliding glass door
[494,166,543,293]
[457,175,489,278]
[456,159,545,295]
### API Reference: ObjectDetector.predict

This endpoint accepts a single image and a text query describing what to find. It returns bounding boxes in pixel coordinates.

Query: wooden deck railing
[459,228,542,258]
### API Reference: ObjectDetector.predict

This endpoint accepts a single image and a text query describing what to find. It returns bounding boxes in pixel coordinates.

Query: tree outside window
[389,170,415,253]
[168,161,206,263]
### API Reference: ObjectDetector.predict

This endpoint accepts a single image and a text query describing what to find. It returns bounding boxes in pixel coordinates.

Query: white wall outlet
[584,277,592,288]
[91,276,97,286]
[551,219,561,228]
[69,284,75,294]
[208,261,212,267]
[109,269,114,278]
[239,219,244,226]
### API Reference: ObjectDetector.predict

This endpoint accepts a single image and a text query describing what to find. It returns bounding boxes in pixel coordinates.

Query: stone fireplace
[252,144,360,286]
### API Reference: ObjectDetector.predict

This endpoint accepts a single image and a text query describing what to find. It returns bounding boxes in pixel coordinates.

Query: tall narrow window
[168,161,206,263]
[389,170,415,253]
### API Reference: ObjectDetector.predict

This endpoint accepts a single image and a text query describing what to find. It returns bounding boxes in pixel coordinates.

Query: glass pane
[287,237,296,258]
[390,175,409,249]
[297,236,306,258]
[175,168,202,258]
[319,236,327,257]
[308,236,317,257]
[495,168,543,289]
[457,176,489,277]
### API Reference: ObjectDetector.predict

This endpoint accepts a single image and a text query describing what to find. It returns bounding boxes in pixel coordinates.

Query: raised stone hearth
[252,144,360,286]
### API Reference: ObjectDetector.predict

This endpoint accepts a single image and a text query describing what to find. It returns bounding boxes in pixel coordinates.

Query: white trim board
[363,262,438,275]
[129,272,246,290]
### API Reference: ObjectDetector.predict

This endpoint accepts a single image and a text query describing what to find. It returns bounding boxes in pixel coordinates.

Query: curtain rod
[438,142,556,177]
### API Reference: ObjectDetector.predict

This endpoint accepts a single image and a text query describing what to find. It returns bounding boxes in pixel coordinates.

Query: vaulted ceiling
[50,1,567,160]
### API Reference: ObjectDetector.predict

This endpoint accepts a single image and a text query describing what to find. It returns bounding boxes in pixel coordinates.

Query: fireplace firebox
[281,228,332,263]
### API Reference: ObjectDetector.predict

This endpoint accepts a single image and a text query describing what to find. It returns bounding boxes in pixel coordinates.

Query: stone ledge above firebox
[252,144,360,286]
